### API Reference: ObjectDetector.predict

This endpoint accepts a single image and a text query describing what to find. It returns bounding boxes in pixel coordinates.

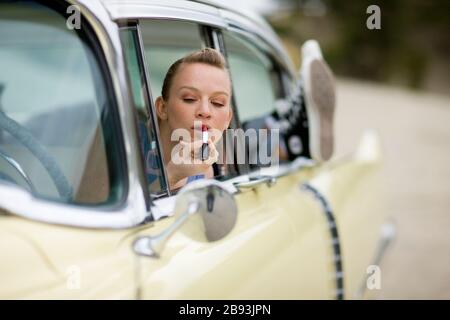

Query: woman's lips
[191,125,211,131]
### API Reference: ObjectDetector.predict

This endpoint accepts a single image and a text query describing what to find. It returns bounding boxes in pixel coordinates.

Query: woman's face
[157,62,233,141]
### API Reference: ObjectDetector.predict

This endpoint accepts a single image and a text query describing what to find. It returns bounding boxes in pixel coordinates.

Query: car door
[0,0,146,299]
[125,19,336,299]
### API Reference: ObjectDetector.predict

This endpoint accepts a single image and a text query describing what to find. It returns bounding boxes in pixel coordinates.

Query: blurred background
[235,0,450,95]
[224,0,450,299]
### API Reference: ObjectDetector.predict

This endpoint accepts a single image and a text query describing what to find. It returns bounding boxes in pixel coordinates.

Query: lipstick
[201,124,209,161]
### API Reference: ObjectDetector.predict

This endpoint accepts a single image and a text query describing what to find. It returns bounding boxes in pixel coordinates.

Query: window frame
[0,0,151,229]
[133,18,208,197]
[0,0,128,206]
[119,20,171,200]
[108,5,306,221]
[123,18,297,206]
[127,18,247,201]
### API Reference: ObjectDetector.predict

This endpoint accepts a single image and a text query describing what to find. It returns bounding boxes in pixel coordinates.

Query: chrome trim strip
[151,177,239,220]
[233,175,276,191]
[134,21,172,197]
[302,183,345,300]
[151,159,314,220]
[0,183,143,229]
[100,0,296,77]
[103,0,226,28]
[258,157,315,179]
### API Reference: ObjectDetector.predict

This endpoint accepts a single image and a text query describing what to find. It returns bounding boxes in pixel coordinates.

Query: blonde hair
[161,48,228,100]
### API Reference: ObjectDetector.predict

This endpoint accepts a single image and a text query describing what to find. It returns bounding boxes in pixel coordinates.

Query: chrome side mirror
[133,180,238,258]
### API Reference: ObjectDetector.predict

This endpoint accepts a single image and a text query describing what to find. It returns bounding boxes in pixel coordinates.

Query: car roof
[98,0,295,75]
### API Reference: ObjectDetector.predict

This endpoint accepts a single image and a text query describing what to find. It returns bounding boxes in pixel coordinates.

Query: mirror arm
[133,201,200,258]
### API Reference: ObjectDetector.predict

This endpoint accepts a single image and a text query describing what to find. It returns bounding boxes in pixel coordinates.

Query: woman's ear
[155,96,168,120]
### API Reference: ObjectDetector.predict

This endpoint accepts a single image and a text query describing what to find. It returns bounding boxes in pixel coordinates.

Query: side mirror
[133,180,238,258]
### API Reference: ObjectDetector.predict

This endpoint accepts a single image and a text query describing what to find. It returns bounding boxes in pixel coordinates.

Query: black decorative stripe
[302,183,344,300]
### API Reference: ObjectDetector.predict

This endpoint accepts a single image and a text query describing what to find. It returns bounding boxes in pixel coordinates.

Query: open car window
[124,20,239,197]
[137,20,205,195]
[0,1,125,205]
[120,25,167,198]
[139,20,205,105]
[223,31,287,170]
[224,32,280,122]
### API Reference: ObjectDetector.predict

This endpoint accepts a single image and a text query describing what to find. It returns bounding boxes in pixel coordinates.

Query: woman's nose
[195,100,211,118]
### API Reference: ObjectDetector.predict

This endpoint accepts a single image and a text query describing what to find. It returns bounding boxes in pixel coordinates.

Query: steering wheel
[0,110,73,200]
[0,148,37,193]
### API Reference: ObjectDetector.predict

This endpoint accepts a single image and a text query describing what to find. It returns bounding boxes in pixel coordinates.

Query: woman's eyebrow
[179,86,229,97]
[179,86,199,93]
[211,91,229,97]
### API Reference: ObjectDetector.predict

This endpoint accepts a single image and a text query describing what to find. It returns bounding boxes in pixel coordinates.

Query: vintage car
[0,0,392,299]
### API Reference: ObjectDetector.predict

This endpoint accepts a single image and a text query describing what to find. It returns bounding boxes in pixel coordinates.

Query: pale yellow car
[0,0,392,299]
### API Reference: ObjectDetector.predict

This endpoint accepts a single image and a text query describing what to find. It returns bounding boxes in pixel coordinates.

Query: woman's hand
[166,138,219,188]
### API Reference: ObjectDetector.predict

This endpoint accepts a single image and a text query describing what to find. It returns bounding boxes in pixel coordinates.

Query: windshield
[0,1,125,205]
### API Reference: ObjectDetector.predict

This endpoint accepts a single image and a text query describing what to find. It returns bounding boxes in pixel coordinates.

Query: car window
[139,20,205,103]
[0,1,125,205]
[223,32,284,123]
[137,20,206,194]
[138,20,237,194]
[223,31,287,169]
[120,25,167,197]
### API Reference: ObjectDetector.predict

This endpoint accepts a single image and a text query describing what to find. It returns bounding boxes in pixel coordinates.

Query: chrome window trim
[121,21,172,198]
[150,195,177,221]
[100,0,296,77]
[133,20,216,198]
[102,0,226,29]
[0,0,150,229]
[102,0,299,178]
[0,183,145,229]
[150,158,315,221]
[151,177,238,221]
[134,21,172,196]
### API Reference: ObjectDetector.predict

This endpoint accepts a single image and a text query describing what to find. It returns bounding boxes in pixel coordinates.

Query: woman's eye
[212,102,225,107]
[183,98,196,103]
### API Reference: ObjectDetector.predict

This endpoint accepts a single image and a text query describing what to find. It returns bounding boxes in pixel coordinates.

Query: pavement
[334,78,450,299]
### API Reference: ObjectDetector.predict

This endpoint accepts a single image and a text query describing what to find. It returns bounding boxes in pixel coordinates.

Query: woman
[153,48,233,190]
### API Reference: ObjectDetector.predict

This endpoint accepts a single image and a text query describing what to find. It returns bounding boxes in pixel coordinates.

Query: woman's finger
[192,139,204,150]
[204,143,219,164]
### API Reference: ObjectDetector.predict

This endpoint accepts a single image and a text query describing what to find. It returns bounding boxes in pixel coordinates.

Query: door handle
[233,175,276,191]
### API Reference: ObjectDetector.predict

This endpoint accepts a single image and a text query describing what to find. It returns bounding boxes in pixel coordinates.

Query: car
[0,0,392,299]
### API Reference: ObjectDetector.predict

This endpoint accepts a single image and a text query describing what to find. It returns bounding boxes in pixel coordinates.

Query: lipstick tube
[201,124,209,161]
